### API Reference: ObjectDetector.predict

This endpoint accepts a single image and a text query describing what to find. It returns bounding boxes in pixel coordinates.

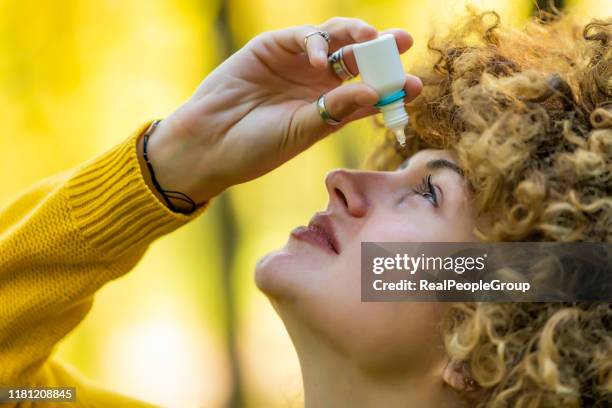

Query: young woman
[0,10,609,408]
[255,11,611,407]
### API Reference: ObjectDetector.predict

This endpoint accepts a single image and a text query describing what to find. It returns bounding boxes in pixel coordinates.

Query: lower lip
[290,226,337,255]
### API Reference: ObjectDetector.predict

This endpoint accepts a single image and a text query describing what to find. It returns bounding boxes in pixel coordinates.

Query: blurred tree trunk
[206,0,245,407]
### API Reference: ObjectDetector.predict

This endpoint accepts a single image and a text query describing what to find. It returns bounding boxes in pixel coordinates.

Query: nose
[325,169,368,217]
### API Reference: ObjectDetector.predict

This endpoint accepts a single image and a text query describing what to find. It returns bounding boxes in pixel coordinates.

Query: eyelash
[411,174,439,208]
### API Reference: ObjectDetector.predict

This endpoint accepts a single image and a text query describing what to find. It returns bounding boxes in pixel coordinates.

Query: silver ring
[317,94,341,126]
[304,30,330,49]
[328,48,354,81]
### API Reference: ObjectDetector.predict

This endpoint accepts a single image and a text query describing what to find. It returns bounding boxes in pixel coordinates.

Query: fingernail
[318,50,327,62]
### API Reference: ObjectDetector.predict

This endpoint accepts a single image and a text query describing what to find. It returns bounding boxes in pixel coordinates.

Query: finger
[294,83,380,142]
[319,17,378,51]
[343,74,422,121]
[331,30,414,78]
[404,74,423,102]
[341,105,380,123]
[269,24,326,54]
[324,83,380,119]
[270,18,376,64]
[379,28,413,53]
[269,25,331,69]
[305,32,330,70]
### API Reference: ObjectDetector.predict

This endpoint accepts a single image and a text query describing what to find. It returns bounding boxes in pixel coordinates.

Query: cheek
[364,213,444,242]
[367,207,475,242]
[283,226,449,370]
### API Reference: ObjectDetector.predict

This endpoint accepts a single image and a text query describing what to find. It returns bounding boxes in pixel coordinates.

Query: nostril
[335,187,348,208]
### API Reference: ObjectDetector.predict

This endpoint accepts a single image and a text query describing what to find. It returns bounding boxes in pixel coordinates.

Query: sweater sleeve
[0,121,210,406]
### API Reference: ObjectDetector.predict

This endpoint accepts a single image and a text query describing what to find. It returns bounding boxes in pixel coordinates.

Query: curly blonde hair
[366,8,611,407]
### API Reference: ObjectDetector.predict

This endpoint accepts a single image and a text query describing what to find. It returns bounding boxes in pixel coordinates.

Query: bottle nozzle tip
[394,129,406,146]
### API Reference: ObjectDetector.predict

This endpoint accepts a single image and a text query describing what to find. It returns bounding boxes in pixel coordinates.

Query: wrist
[137,130,169,207]
[137,119,225,211]
[137,120,203,213]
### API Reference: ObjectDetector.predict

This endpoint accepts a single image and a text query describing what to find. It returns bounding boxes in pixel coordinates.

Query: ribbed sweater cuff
[66,121,210,258]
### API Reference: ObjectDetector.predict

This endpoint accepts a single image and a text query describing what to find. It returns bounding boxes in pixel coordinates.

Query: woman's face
[256,149,479,372]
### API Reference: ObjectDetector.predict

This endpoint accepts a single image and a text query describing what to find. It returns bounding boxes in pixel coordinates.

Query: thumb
[290,83,379,148]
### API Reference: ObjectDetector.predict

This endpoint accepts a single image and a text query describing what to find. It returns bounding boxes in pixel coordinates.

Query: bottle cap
[379,99,408,129]
[378,99,409,146]
[375,89,406,108]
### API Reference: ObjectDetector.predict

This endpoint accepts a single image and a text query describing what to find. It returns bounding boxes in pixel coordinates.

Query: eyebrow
[399,158,464,178]
[425,159,464,178]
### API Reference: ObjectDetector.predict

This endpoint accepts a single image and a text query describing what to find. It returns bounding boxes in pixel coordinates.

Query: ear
[442,359,477,392]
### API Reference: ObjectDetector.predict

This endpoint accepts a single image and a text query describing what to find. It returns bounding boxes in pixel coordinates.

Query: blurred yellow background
[0,0,608,407]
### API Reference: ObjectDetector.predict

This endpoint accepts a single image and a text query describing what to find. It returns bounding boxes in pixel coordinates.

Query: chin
[254,248,286,295]
[255,239,329,299]
[254,244,305,299]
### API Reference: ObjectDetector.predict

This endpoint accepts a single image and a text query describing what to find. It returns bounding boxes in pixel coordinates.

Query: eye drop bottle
[353,33,409,146]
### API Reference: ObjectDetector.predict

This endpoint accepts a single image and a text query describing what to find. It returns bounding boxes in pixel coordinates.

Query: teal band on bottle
[375,89,406,108]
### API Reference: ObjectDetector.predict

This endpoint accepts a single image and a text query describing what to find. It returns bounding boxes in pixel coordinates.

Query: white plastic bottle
[353,33,409,146]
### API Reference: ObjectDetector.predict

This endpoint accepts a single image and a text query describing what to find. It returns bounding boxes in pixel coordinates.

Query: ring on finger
[317,93,342,126]
[328,47,355,81]
[304,30,330,49]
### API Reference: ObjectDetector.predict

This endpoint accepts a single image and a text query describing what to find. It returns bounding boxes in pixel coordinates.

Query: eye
[411,174,439,208]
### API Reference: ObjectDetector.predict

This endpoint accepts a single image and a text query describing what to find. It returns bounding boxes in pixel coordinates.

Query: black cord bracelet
[142,120,198,214]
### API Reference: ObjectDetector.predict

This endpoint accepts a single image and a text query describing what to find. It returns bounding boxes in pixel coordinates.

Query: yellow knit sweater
[0,122,210,407]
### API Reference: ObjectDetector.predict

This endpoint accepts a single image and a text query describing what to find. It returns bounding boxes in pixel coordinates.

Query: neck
[299,342,462,408]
